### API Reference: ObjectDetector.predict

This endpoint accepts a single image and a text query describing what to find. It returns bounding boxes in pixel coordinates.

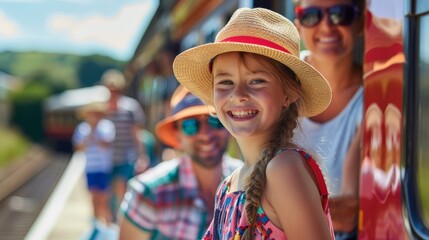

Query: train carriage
[43,85,110,151]
[359,0,429,239]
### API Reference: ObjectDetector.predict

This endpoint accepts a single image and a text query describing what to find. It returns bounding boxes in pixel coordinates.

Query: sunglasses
[179,116,224,136]
[295,4,359,28]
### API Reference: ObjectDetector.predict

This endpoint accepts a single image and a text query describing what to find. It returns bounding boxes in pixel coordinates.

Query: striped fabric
[72,119,115,173]
[121,155,243,240]
[107,96,145,165]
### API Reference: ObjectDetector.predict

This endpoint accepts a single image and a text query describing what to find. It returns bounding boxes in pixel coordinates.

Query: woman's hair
[237,53,305,239]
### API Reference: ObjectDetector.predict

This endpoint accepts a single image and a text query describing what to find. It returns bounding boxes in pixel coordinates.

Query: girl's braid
[242,103,299,239]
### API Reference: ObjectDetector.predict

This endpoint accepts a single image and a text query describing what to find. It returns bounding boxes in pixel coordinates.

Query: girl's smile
[212,52,286,140]
[227,109,259,120]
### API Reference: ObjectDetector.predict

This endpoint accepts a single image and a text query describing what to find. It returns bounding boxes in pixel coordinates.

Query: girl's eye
[250,78,266,84]
[215,79,233,86]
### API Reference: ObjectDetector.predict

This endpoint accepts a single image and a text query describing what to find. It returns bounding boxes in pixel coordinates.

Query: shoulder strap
[275,147,329,213]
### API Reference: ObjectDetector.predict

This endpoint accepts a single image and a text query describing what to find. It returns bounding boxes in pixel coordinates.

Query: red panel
[45,124,75,140]
[359,1,408,239]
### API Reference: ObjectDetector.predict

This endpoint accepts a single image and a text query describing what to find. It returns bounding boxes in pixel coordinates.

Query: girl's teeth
[231,110,257,118]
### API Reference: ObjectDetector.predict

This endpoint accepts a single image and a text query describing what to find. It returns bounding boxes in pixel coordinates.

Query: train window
[416,13,429,229]
[416,1,429,14]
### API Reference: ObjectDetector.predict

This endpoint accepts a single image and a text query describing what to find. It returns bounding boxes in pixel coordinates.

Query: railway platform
[24,151,119,240]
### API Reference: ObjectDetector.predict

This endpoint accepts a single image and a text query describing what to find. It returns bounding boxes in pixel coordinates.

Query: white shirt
[72,119,115,173]
[294,87,363,196]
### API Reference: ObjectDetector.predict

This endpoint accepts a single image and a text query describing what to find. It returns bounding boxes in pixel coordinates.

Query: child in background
[72,102,115,227]
[173,7,334,240]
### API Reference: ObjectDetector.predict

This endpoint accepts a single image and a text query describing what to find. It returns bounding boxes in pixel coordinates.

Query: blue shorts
[86,172,111,191]
[111,161,135,181]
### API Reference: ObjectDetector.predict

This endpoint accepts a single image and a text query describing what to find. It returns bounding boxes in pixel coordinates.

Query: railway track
[0,148,70,240]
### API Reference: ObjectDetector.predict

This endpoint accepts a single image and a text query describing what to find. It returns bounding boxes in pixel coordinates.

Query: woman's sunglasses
[295,4,359,28]
[179,116,224,136]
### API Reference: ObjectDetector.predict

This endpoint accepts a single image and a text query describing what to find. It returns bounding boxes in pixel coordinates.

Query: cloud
[56,0,88,2]
[56,0,96,3]
[0,0,42,2]
[0,11,21,38]
[47,2,153,54]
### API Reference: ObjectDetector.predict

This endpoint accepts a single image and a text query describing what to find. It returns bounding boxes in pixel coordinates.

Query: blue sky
[0,0,159,61]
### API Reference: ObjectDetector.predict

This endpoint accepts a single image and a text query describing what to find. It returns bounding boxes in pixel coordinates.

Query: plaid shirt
[120,155,242,240]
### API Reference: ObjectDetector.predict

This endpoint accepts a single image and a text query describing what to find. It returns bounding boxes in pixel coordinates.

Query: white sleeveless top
[294,50,363,195]
[294,87,363,196]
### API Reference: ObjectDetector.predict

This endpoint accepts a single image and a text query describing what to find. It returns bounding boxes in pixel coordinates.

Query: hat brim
[76,106,109,120]
[155,105,211,148]
[173,42,331,117]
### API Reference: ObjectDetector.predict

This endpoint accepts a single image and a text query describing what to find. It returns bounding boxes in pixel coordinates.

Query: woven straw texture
[173,8,331,117]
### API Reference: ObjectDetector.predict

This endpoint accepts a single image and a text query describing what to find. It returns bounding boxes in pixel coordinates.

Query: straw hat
[101,69,126,90]
[77,102,109,119]
[155,86,215,148]
[173,7,332,117]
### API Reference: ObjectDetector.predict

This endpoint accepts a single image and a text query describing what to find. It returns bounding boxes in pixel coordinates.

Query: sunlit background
[0,0,158,61]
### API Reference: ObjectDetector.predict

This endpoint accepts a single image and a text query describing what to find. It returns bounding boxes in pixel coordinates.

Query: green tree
[9,83,51,142]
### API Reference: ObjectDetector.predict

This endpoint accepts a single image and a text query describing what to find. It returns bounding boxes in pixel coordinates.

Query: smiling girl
[173,8,334,240]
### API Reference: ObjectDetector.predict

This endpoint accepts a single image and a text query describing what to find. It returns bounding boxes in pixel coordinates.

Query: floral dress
[203,148,334,240]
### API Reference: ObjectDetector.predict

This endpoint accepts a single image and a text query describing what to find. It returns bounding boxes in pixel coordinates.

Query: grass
[0,127,31,168]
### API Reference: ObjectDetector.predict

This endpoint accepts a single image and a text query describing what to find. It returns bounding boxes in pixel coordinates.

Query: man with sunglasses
[118,86,242,240]
[293,0,364,240]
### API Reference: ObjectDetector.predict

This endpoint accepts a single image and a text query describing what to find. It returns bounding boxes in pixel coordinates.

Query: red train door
[359,0,407,239]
